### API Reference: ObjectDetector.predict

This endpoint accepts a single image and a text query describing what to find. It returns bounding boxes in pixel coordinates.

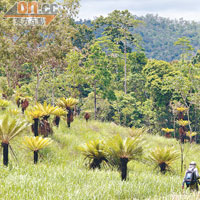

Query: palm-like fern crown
[186,131,197,137]
[161,128,174,133]
[25,108,45,120]
[106,134,143,166]
[57,97,78,109]
[8,108,21,116]
[34,102,58,117]
[0,99,10,108]
[52,107,67,117]
[176,107,188,113]
[23,136,52,151]
[130,127,147,137]
[79,139,106,160]
[148,146,179,167]
[0,115,29,143]
[177,120,189,127]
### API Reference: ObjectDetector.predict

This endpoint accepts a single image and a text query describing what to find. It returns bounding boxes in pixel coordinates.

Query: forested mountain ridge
[77,14,200,61]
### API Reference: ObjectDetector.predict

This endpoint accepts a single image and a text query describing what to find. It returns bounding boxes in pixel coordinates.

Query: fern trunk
[34,151,38,164]
[120,157,128,181]
[2,143,9,166]
[67,108,73,128]
[33,118,39,136]
[55,116,60,127]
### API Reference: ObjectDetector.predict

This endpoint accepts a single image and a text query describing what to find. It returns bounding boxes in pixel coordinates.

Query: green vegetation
[80,15,200,61]
[106,134,143,181]
[147,146,180,174]
[0,116,199,199]
[2,0,200,199]
[23,136,52,164]
[57,97,78,128]
[79,139,108,169]
[0,115,29,166]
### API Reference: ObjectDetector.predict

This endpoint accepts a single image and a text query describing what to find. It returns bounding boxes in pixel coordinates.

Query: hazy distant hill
[77,14,200,61]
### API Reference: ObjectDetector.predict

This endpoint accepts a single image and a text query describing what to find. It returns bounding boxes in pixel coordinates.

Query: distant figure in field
[182,161,200,191]
[84,112,90,122]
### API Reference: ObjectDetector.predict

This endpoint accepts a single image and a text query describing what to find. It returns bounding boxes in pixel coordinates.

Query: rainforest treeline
[1,1,200,140]
[78,14,200,61]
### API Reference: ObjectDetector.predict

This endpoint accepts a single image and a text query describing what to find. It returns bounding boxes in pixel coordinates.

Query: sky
[78,0,200,22]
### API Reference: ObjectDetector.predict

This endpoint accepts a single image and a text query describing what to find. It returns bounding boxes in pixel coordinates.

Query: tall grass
[0,114,200,199]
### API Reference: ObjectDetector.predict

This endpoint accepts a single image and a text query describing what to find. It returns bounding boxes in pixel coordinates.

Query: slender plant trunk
[186,108,192,133]
[67,109,72,128]
[34,151,38,164]
[120,157,128,181]
[2,143,9,166]
[195,106,197,143]
[94,81,97,120]
[51,69,55,106]
[33,118,39,136]
[35,72,40,102]
[181,143,184,174]
[124,40,127,94]
[173,115,176,138]
[55,116,60,127]
[17,99,21,108]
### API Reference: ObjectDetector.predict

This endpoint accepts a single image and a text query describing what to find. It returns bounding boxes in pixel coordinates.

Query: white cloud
[77,0,200,21]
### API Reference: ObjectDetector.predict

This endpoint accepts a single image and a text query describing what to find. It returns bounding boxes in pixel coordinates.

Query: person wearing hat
[182,161,200,191]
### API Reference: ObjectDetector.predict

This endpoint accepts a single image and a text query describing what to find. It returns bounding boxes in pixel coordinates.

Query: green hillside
[0,105,200,199]
[78,14,200,61]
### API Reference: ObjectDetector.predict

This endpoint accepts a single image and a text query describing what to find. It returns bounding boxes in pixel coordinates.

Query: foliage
[52,107,67,117]
[0,118,199,199]
[147,146,180,173]
[79,139,107,169]
[186,131,197,137]
[0,115,29,143]
[162,128,174,133]
[34,102,58,117]
[25,108,45,120]
[57,97,78,109]
[7,108,21,116]
[177,120,189,127]
[106,134,143,168]
[83,14,200,61]
[129,127,147,137]
[23,136,52,151]
[0,98,10,109]
[176,107,188,113]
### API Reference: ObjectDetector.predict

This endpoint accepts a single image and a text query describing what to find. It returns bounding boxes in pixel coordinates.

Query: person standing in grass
[182,161,200,191]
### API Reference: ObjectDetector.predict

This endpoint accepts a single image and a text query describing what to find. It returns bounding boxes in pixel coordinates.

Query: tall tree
[85,41,112,119]
[94,10,143,94]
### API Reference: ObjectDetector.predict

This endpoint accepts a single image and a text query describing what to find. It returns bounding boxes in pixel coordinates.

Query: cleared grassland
[0,117,200,200]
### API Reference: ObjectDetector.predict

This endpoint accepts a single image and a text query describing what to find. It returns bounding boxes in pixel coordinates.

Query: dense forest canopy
[77,14,200,61]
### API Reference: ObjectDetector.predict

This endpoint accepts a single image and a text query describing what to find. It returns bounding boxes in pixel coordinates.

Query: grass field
[0,116,200,200]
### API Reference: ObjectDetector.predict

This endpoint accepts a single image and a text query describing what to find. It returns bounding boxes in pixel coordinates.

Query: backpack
[185,169,196,186]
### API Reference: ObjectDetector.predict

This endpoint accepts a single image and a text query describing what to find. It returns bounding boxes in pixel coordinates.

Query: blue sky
[78,0,200,21]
